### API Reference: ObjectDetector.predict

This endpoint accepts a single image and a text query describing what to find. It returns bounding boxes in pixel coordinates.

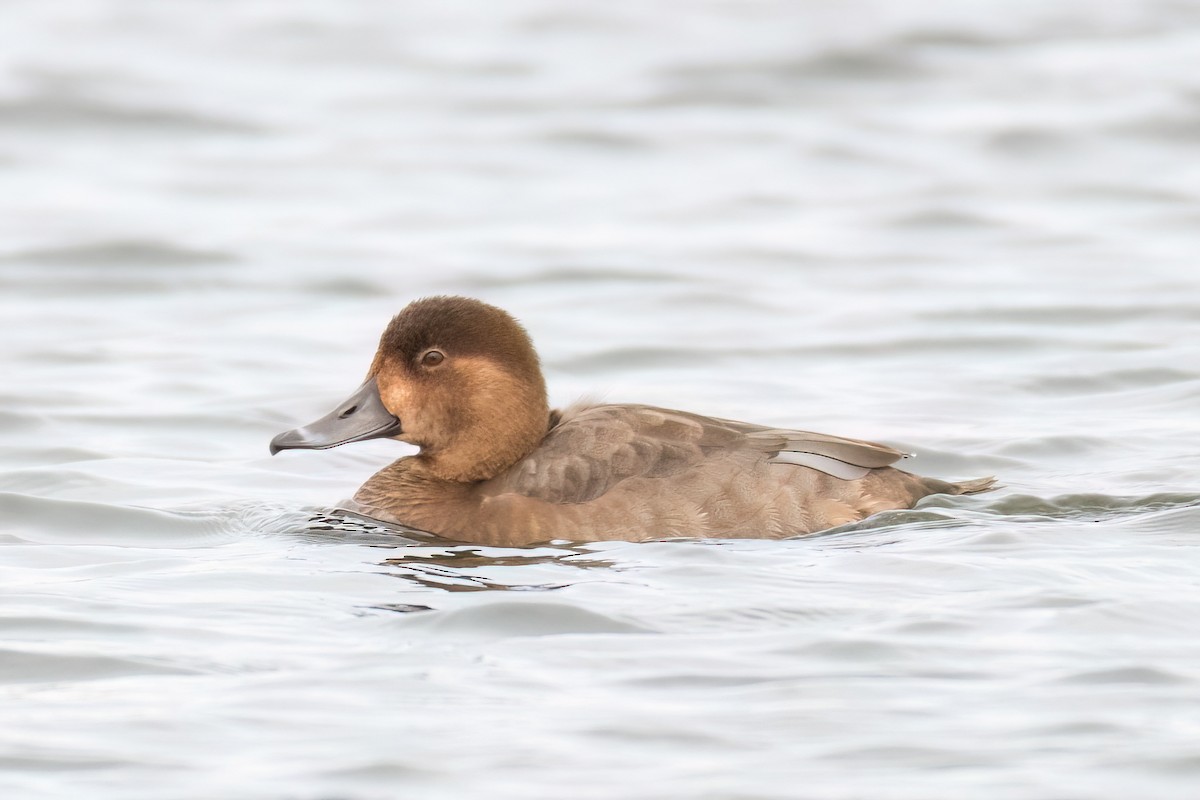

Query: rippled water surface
[4,1,1200,798]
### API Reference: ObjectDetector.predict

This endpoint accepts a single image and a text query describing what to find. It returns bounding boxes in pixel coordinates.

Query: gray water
[4,1,1200,798]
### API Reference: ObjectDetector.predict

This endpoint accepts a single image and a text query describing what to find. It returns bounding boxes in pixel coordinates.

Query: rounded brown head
[270,296,551,483]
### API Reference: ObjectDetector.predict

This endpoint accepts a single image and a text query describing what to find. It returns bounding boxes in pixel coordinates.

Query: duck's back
[452,403,976,543]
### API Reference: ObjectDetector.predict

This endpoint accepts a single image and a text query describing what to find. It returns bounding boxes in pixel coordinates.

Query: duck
[270,296,994,545]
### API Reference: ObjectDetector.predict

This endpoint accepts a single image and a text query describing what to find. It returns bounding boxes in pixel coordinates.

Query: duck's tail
[950,476,998,495]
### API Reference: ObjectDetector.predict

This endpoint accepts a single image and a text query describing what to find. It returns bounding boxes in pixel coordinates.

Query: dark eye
[421,350,445,367]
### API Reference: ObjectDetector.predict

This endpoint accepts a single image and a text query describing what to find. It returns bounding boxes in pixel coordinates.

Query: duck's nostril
[338,404,358,419]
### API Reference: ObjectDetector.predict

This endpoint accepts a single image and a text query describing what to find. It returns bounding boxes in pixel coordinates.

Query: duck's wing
[739,427,906,481]
[702,414,907,481]
[490,404,906,504]
[490,404,710,504]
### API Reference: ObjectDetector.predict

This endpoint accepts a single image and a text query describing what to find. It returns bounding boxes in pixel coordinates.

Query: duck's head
[270,296,550,483]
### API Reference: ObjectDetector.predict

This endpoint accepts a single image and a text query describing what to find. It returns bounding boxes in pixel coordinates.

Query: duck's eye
[421,350,445,367]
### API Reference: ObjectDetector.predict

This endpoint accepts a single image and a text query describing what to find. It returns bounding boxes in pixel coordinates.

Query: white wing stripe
[769,451,871,481]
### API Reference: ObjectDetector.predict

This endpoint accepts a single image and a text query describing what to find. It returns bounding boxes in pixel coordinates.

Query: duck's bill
[269,377,403,455]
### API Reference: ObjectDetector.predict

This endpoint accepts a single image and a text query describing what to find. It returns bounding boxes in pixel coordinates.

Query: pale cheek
[377,378,414,421]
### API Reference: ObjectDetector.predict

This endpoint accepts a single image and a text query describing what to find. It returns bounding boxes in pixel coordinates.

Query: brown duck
[270,296,994,545]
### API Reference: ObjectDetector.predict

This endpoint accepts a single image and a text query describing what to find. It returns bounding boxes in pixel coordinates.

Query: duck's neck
[420,364,550,483]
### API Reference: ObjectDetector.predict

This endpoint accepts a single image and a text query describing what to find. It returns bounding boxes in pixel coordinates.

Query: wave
[0,94,260,134]
[1,240,237,268]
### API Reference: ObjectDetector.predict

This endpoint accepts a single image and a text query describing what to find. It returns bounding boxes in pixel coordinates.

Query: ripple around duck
[806,491,1200,545]
[0,492,233,546]
[379,556,604,595]
[292,508,432,545]
[380,545,613,572]
[0,614,142,638]
[1114,503,1200,536]
[398,600,648,638]
[984,491,1200,520]
[0,446,110,466]
[0,648,194,683]
[815,509,970,539]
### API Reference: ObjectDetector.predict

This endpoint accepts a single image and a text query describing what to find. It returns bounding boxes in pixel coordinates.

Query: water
[3,1,1200,797]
